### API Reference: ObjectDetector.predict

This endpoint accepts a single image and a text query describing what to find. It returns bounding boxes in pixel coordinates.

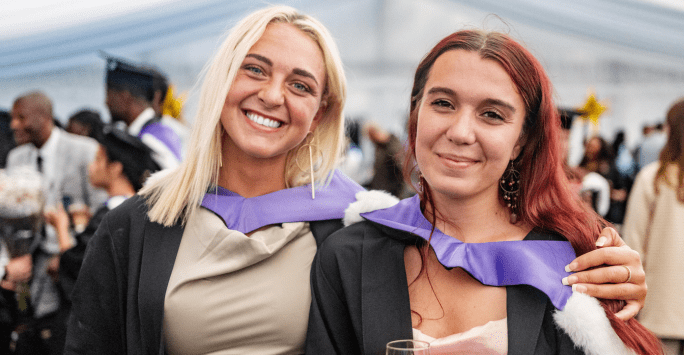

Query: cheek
[290,99,321,128]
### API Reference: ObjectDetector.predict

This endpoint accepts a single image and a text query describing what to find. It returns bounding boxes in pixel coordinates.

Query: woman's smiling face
[220,22,326,164]
[415,49,527,204]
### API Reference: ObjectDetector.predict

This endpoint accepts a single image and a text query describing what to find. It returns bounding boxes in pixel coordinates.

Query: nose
[9,115,19,131]
[257,79,285,107]
[445,110,476,145]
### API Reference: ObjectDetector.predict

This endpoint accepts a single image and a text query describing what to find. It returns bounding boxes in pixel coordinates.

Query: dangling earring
[418,172,426,192]
[308,137,315,199]
[295,133,317,199]
[500,160,521,224]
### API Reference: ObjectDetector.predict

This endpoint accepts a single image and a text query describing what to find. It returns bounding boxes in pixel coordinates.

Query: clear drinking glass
[386,339,431,355]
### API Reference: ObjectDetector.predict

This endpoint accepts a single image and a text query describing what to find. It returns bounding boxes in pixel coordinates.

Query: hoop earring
[500,160,521,224]
[295,133,318,199]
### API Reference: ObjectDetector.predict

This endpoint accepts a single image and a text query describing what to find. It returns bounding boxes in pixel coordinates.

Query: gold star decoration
[162,85,187,120]
[578,93,607,126]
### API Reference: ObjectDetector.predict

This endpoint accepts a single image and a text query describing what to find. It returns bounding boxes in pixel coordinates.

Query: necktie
[36,155,43,173]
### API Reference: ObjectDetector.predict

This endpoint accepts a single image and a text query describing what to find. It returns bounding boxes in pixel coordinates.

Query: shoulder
[636,161,660,181]
[60,130,98,148]
[7,144,33,163]
[59,131,98,159]
[316,221,372,261]
[97,195,155,237]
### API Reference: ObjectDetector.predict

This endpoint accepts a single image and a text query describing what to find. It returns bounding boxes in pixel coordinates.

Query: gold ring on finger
[621,265,632,283]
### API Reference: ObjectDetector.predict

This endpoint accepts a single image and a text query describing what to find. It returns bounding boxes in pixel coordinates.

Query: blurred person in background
[0,110,16,169]
[635,122,667,172]
[104,56,182,169]
[364,121,409,198]
[560,111,612,218]
[607,130,636,227]
[4,91,106,355]
[0,168,44,354]
[148,67,191,158]
[338,117,369,184]
[579,135,629,225]
[624,98,684,355]
[65,109,104,140]
[46,126,158,309]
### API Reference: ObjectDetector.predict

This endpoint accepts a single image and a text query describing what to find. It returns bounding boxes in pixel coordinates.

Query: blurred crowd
[0,51,683,354]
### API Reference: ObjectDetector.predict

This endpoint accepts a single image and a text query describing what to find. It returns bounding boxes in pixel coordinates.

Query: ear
[309,100,328,133]
[108,160,125,179]
[511,132,527,161]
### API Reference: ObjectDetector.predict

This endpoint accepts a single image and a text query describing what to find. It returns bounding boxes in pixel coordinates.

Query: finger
[614,301,641,321]
[570,282,646,302]
[0,280,16,291]
[564,265,642,285]
[595,227,625,248]
[566,247,641,272]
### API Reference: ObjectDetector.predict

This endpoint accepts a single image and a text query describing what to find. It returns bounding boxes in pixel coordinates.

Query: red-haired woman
[306,29,660,355]
[624,98,684,355]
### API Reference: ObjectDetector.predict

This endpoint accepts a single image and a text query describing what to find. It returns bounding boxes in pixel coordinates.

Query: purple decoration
[201,170,364,234]
[139,122,182,160]
[361,195,575,310]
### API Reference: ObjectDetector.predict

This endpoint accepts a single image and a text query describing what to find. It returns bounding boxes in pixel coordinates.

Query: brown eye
[431,99,453,109]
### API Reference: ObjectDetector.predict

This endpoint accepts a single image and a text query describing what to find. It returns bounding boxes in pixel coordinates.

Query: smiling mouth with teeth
[246,112,282,128]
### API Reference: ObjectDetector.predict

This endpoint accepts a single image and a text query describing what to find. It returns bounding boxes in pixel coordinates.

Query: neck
[217,139,288,198]
[106,178,136,198]
[425,189,527,243]
[35,125,54,149]
[127,104,149,125]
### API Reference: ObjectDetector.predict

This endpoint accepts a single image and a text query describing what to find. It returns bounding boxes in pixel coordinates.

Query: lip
[243,109,284,130]
[436,153,479,167]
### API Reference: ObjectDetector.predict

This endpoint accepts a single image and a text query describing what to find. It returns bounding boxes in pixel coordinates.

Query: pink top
[412,318,507,355]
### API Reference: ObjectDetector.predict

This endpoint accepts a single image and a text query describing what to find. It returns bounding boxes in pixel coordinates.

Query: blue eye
[244,65,263,75]
[293,82,311,93]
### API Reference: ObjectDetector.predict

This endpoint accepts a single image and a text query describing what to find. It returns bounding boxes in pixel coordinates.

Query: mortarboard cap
[102,53,156,102]
[97,125,160,191]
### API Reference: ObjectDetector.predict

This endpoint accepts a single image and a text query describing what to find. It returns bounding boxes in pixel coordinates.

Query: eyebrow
[245,54,319,85]
[426,86,517,113]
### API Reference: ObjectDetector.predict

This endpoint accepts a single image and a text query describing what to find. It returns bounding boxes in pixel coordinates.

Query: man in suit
[104,56,182,169]
[3,90,107,355]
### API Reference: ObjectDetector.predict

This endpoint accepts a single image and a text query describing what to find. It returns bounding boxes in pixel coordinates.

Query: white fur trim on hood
[343,190,400,226]
[553,292,636,355]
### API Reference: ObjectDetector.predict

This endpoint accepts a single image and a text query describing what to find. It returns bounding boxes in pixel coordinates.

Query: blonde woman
[64,6,362,354]
[65,6,646,355]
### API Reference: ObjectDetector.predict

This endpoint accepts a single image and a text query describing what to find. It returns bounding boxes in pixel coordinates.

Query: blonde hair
[140,5,347,226]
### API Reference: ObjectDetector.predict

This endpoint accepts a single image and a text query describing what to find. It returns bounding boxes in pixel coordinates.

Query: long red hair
[403,29,661,354]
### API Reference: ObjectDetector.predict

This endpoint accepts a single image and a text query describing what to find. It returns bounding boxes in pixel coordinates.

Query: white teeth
[246,112,281,128]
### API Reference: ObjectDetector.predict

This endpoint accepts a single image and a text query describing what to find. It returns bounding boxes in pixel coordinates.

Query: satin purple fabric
[201,170,364,234]
[139,121,182,160]
[361,195,575,310]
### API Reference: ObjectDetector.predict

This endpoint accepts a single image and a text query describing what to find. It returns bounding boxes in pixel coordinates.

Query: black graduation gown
[64,195,343,355]
[305,220,586,355]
